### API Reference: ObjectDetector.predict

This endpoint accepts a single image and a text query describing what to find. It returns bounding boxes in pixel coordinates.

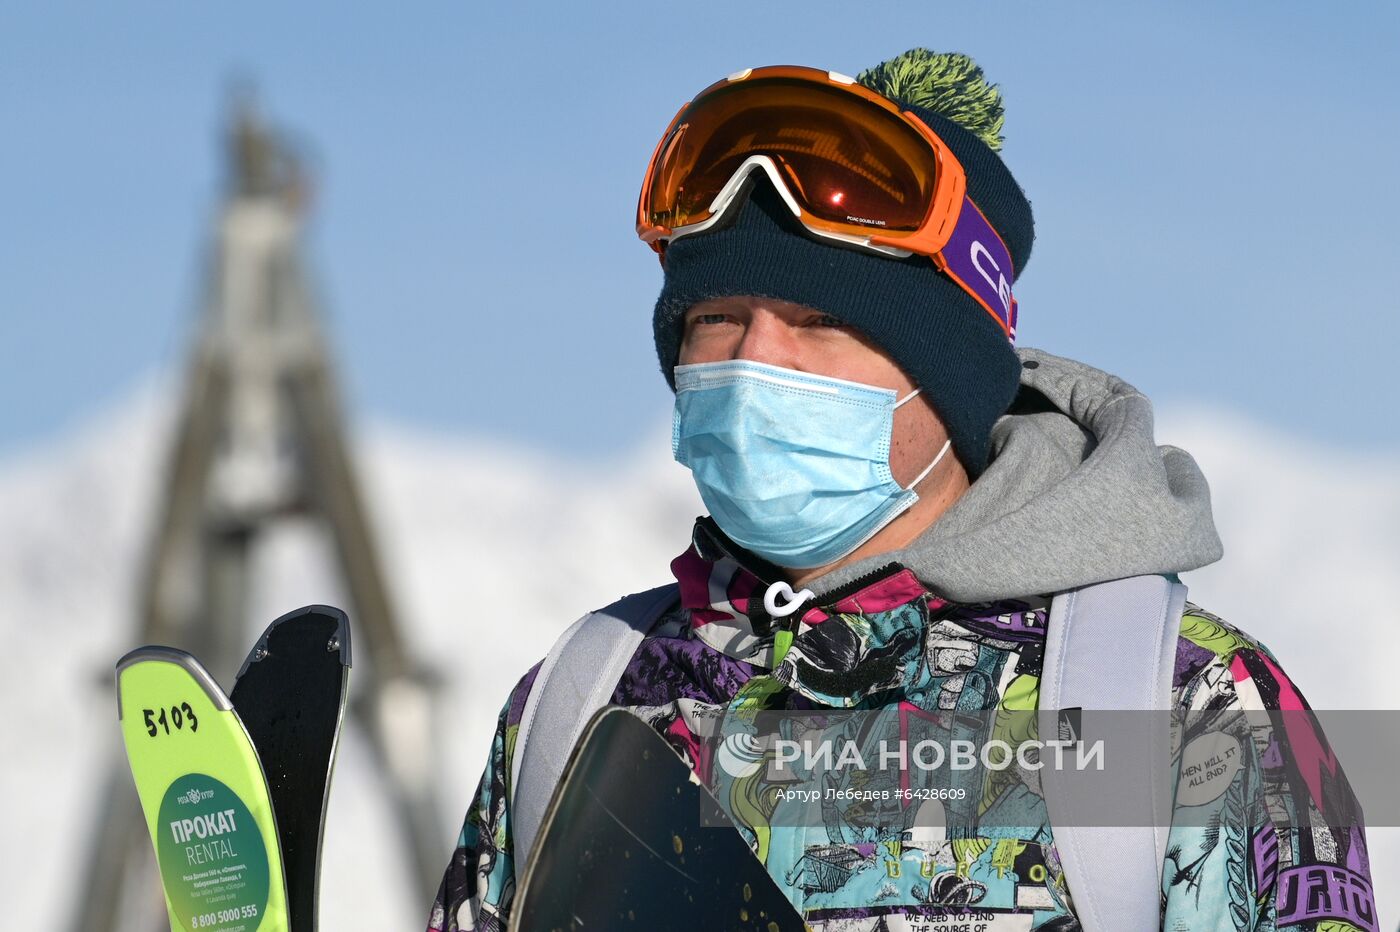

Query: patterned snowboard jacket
[427,348,1376,931]
[426,520,1375,931]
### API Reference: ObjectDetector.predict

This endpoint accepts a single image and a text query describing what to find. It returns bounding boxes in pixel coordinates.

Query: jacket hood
[803,346,1224,602]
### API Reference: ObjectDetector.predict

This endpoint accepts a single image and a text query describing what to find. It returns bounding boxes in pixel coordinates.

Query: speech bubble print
[1176,730,1244,807]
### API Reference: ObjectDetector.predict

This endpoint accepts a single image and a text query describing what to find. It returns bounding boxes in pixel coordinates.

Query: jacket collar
[670,519,1050,708]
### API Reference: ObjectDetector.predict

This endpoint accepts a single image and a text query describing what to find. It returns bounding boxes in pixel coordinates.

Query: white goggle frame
[659,154,918,260]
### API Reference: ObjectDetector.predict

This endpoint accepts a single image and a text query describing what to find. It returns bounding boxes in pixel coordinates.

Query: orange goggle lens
[643,77,942,238]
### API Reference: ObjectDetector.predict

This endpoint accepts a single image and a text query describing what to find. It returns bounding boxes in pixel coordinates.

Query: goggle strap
[937,196,1018,342]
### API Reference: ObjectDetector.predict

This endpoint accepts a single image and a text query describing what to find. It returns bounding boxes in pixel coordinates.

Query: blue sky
[2,1,1397,459]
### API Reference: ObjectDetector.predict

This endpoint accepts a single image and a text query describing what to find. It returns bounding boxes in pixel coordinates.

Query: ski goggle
[637,65,1019,341]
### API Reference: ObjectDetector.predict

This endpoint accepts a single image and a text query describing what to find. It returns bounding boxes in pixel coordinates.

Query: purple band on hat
[941,196,1017,342]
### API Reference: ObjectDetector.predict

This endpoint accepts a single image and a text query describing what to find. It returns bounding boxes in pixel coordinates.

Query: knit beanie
[651,50,1034,478]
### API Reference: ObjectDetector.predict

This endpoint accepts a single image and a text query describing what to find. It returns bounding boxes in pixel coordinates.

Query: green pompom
[856,49,1006,152]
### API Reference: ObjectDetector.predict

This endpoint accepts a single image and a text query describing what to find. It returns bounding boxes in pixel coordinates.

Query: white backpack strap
[1038,574,1187,932]
[508,583,679,871]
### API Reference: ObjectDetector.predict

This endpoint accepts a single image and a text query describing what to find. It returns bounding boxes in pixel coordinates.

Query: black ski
[513,706,805,932]
[230,604,352,932]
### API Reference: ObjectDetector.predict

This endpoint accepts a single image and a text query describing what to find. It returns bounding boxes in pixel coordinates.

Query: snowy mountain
[1,380,1395,928]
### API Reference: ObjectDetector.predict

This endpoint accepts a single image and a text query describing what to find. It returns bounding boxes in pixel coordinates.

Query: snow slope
[1,381,1394,928]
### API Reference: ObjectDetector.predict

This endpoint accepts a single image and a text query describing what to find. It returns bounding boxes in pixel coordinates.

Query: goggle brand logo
[971,239,1012,318]
[941,200,1017,341]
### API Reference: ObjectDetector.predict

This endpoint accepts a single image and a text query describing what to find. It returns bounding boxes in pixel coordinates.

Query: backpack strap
[1038,574,1187,932]
[508,583,679,871]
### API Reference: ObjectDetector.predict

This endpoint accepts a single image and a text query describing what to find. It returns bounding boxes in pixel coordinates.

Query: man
[427,50,1374,930]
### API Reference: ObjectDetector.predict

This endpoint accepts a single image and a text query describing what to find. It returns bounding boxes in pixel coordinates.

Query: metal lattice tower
[74,97,446,931]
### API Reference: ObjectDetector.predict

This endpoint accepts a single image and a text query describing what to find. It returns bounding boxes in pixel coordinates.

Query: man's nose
[733,309,800,370]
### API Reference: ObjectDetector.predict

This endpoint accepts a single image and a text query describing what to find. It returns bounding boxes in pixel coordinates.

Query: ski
[229,605,351,932]
[117,647,291,932]
[117,604,351,932]
[512,706,804,932]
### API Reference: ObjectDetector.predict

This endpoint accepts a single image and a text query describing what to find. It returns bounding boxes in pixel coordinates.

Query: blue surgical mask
[672,359,951,570]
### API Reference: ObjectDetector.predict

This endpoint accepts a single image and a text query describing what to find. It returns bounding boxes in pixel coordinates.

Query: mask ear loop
[907,439,952,491]
[892,388,953,491]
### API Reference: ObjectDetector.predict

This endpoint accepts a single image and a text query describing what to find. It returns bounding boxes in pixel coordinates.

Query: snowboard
[117,604,351,932]
[511,706,806,932]
[230,605,351,932]
[117,646,291,932]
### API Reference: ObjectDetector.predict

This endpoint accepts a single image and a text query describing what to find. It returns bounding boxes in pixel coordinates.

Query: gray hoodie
[806,347,1225,602]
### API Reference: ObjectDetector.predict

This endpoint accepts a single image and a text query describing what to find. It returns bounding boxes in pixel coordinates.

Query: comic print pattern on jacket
[427,519,1375,932]
[1162,609,1375,931]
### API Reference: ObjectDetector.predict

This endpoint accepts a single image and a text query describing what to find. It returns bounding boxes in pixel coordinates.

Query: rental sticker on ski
[117,647,289,932]
[156,773,270,931]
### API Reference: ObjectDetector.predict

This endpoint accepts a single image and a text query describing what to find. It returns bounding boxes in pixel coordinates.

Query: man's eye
[814,314,847,328]
[691,313,730,326]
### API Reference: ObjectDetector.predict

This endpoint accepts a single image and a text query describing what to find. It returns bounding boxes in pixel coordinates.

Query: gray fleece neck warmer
[802,347,1224,602]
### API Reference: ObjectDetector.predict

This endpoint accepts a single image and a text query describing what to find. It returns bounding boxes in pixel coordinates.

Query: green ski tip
[117,647,290,932]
